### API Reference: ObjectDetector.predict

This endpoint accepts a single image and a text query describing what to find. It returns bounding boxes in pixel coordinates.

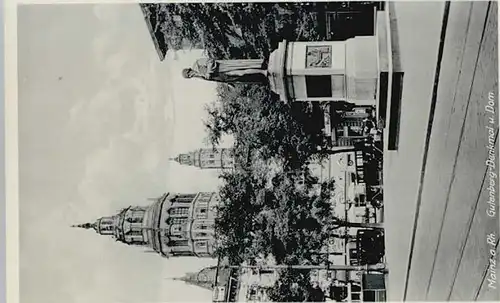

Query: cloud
[92,4,119,23]
[75,80,174,218]
[78,134,168,217]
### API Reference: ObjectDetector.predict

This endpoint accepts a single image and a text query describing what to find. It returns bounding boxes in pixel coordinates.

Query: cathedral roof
[71,222,97,230]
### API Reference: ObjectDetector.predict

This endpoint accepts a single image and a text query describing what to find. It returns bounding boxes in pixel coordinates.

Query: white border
[5,0,19,303]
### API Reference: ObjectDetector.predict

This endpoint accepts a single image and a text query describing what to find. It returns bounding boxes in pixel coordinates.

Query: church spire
[71,222,95,229]
[167,265,219,291]
[166,272,215,290]
[166,276,185,282]
[170,148,234,170]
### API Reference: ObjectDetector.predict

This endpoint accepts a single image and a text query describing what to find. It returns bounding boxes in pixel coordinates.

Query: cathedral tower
[170,266,218,290]
[72,205,149,246]
[171,148,234,170]
[74,192,219,259]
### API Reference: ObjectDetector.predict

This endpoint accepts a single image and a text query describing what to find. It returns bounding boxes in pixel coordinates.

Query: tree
[267,268,311,302]
[214,161,338,264]
[267,266,328,302]
[204,84,331,170]
[141,2,364,59]
[214,169,261,264]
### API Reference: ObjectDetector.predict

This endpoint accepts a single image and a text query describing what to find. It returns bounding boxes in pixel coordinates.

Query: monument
[183,10,402,149]
[183,37,382,108]
[267,38,378,106]
[182,58,268,84]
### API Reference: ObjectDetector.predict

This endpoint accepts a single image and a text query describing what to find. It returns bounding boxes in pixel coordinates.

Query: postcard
[6,1,499,302]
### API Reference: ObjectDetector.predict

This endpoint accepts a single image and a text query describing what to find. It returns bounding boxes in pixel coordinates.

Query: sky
[17,4,230,303]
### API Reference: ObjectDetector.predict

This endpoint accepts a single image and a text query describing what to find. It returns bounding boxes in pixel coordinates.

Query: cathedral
[171,148,234,170]
[73,147,235,258]
[73,192,219,258]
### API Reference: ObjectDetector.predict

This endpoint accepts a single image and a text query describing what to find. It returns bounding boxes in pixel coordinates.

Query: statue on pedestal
[182,58,268,84]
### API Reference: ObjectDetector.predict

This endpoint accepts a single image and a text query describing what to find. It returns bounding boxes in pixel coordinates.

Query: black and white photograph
[8,1,499,302]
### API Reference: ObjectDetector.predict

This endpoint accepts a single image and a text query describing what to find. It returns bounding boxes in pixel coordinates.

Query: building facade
[330,106,375,147]
[73,192,219,258]
[172,148,234,170]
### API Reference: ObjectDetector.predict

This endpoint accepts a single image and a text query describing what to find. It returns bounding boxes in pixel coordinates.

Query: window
[126,217,143,224]
[175,197,193,203]
[195,241,207,248]
[200,193,212,199]
[167,217,188,225]
[170,225,183,235]
[197,197,209,204]
[209,154,215,159]
[306,76,332,98]
[207,160,215,165]
[126,230,143,236]
[174,194,196,204]
[196,208,208,219]
[198,273,210,282]
[169,207,189,216]
[195,232,209,238]
[169,240,189,247]
[177,194,196,199]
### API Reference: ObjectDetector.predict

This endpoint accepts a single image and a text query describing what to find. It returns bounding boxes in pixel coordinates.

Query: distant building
[210,257,279,303]
[73,192,219,258]
[171,148,235,170]
[171,266,219,290]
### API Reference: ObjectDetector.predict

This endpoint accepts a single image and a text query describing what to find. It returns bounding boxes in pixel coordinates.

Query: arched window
[196,224,208,230]
[168,240,189,247]
[193,223,214,231]
[126,217,143,223]
[194,232,209,238]
[199,192,213,199]
[170,224,183,235]
[196,208,208,219]
[195,241,207,249]
[126,229,143,236]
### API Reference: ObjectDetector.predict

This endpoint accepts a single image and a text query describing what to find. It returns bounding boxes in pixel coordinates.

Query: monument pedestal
[268,38,378,107]
[267,6,403,150]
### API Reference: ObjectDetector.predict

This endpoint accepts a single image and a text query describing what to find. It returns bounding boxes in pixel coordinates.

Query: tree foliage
[205,84,330,170]
[140,2,365,58]
[267,269,312,302]
[214,164,337,265]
